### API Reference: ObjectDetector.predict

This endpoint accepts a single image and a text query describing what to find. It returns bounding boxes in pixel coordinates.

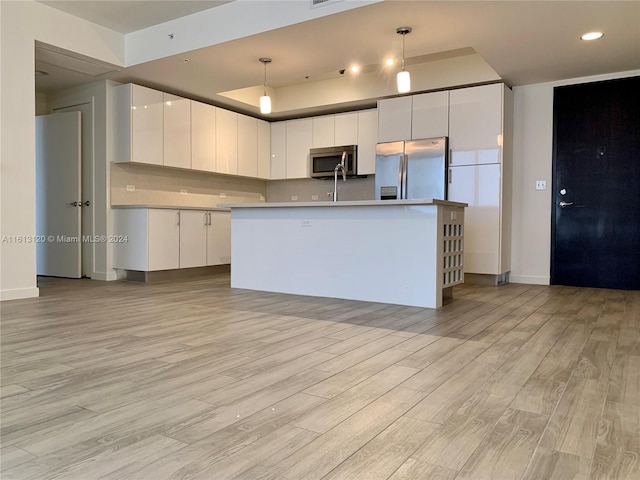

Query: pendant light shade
[259,95,271,114]
[396,27,412,93]
[259,57,272,114]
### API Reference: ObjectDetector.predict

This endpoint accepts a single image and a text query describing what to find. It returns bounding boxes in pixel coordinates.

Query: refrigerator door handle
[449,168,452,184]
[401,154,408,199]
[397,153,404,199]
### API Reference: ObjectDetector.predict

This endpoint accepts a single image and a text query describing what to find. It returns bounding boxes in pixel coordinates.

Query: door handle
[559,201,574,207]
[81,201,90,207]
[66,201,79,207]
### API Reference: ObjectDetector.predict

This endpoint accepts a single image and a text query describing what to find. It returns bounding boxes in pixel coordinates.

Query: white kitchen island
[226,199,466,308]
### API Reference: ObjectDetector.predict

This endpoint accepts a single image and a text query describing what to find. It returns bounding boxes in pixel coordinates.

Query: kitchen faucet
[333,151,347,202]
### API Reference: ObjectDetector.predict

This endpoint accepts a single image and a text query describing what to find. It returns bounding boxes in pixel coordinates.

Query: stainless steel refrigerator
[374,137,448,200]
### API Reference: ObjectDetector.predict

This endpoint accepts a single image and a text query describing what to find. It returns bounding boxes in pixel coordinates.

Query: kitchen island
[225,199,466,308]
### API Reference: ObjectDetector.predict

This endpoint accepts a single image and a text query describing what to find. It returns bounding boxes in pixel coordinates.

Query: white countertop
[222,199,467,209]
[111,204,230,211]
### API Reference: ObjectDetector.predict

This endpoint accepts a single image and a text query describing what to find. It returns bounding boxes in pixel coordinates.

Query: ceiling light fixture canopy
[396,26,412,93]
[259,57,272,114]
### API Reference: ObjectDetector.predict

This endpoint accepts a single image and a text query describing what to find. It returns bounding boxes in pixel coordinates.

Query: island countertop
[222,199,467,208]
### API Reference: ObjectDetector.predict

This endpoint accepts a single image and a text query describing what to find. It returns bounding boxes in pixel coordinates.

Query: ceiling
[34,1,640,119]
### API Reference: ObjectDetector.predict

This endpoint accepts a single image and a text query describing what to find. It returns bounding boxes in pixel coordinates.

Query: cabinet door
[312,115,334,148]
[179,210,207,268]
[191,101,216,172]
[286,118,312,179]
[257,120,271,179]
[237,114,258,177]
[215,108,238,174]
[148,209,180,271]
[270,121,286,180]
[377,96,412,142]
[412,91,449,139]
[131,85,164,165]
[334,112,358,146]
[357,109,378,175]
[207,211,231,265]
[448,164,501,274]
[449,84,503,166]
[163,93,191,169]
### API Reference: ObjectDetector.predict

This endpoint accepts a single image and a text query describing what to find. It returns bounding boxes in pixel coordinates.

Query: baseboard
[90,271,119,281]
[0,286,40,301]
[464,272,510,286]
[509,274,550,285]
[125,265,230,283]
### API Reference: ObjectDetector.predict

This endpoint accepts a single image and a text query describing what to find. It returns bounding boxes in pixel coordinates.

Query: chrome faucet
[333,151,347,202]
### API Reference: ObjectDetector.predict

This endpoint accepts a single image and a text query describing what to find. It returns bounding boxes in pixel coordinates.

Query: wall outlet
[125,184,135,192]
[291,195,298,201]
[535,180,547,190]
[180,189,188,195]
[311,195,319,200]
[301,219,311,227]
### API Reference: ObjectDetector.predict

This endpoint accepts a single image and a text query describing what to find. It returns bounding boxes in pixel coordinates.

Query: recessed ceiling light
[350,65,360,74]
[581,31,603,41]
[385,58,395,67]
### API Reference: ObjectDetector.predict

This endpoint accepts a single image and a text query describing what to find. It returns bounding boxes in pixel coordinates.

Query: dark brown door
[551,76,640,290]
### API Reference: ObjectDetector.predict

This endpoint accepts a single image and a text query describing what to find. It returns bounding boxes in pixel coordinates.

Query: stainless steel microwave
[309,145,358,178]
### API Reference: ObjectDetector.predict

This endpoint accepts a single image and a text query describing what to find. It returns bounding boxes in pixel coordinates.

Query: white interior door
[36,112,82,278]
[55,103,93,277]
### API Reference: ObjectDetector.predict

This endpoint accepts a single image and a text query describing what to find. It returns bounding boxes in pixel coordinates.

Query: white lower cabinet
[207,211,231,265]
[114,208,230,272]
[179,210,208,268]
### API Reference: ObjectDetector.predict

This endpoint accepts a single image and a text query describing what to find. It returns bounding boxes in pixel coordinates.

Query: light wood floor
[1,275,638,480]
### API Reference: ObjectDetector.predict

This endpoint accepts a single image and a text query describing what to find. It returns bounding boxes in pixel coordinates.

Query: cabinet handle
[176,211,180,226]
[204,212,208,226]
[208,212,212,226]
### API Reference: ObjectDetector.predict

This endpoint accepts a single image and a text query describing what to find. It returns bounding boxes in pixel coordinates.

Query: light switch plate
[125,184,135,192]
[180,189,188,195]
[535,180,547,190]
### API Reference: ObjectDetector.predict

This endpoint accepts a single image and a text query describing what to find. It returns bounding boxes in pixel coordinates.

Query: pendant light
[396,27,412,93]
[259,57,272,114]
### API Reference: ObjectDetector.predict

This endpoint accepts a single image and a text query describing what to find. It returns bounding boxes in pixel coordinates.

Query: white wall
[510,69,640,285]
[0,1,124,300]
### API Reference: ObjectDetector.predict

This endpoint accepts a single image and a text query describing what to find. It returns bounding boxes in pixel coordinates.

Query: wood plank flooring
[1,275,638,479]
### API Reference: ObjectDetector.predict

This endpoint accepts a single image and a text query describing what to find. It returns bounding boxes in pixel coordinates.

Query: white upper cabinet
[215,107,238,174]
[312,115,335,148]
[334,112,358,146]
[237,114,258,177]
[411,91,449,139]
[113,84,164,165]
[378,92,450,143]
[270,121,286,180]
[191,100,216,172]
[449,83,503,165]
[377,96,412,142]
[286,118,312,179]
[357,109,378,175]
[257,120,271,179]
[163,93,191,169]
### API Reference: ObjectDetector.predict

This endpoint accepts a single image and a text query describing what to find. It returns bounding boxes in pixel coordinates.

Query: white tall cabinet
[357,109,378,175]
[285,118,313,179]
[447,83,513,279]
[237,114,258,177]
